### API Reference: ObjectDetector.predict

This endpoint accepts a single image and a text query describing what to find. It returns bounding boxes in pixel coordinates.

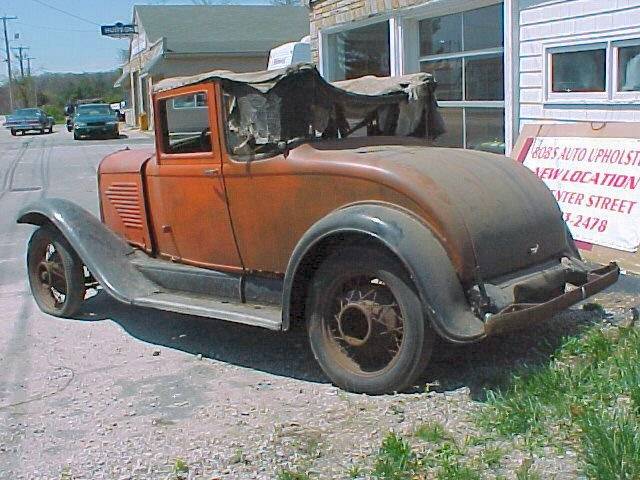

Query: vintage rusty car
[18,64,619,394]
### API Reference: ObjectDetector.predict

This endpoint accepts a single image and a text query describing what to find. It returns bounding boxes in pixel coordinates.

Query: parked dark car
[73,104,119,140]
[4,108,54,135]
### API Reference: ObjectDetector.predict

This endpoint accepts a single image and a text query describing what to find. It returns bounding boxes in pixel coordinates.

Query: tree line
[0,70,123,120]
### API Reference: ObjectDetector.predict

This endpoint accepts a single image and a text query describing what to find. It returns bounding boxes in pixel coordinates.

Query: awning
[141,48,165,76]
[114,69,129,88]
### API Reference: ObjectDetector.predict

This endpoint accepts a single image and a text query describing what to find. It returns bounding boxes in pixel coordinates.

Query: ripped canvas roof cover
[153,63,436,101]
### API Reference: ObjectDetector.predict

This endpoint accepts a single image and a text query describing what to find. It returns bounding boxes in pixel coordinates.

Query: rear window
[14,109,40,117]
[77,105,112,116]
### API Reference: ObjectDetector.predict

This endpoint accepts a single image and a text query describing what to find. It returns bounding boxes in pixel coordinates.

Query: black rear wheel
[10,129,16,136]
[27,227,86,318]
[306,246,433,394]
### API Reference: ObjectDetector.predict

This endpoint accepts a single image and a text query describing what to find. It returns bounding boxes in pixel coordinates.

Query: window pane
[173,95,195,109]
[463,4,504,51]
[466,108,505,153]
[434,108,463,148]
[419,13,462,57]
[328,22,390,81]
[551,49,606,93]
[421,59,462,101]
[161,92,211,154]
[465,55,504,100]
[618,45,640,91]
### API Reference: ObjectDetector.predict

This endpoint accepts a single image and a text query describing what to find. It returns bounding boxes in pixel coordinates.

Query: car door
[145,83,243,273]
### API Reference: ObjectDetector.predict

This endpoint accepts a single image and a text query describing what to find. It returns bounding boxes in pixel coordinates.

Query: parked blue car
[4,108,54,136]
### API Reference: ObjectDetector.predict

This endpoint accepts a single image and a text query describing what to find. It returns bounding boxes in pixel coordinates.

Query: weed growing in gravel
[414,421,449,443]
[171,458,189,479]
[514,458,541,480]
[372,432,418,479]
[477,446,503,469]
[477,326,640,479]
[277,468,311,480]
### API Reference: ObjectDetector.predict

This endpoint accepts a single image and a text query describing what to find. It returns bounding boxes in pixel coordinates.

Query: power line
[29,0,100,26]
[15,21,96,33]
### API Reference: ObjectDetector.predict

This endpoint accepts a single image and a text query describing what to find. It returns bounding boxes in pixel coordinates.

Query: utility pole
[1,15,17,112]
[26,56,36,106]
[12,45,28,78]
[26,55,33,77]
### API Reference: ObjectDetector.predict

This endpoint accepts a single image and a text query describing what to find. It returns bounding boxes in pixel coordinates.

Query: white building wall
[517,0,640,130]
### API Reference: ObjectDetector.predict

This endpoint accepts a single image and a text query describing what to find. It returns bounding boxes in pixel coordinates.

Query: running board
[133,291,283,331]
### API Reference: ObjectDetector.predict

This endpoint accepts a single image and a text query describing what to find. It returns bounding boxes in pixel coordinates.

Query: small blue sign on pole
[101,22,137,38]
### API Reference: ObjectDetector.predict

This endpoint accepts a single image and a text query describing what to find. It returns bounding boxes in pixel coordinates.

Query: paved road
[0,125,638,479]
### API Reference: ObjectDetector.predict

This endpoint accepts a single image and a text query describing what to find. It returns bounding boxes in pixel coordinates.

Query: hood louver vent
[105,182,143,229]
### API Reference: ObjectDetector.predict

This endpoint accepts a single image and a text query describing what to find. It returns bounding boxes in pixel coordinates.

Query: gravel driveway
[1,277,637,479]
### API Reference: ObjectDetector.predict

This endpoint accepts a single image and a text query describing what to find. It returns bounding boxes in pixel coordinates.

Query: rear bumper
[6,124,44,131]
[484,262,619,336]
[75,125,118,136]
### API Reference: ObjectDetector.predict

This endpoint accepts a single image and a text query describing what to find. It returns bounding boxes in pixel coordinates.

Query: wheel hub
[336,302,375,347]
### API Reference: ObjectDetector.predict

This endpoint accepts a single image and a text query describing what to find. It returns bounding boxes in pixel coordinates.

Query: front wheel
[73,131,79,140]
[27,227,86,318]
[10,129,16,136]
[306,247,433,394]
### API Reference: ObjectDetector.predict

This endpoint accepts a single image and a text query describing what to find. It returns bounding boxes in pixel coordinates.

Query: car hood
[75,114,115,123]
[295,140,572,281]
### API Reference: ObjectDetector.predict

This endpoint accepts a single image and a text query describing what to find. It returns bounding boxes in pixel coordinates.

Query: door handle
[203,168,219,176]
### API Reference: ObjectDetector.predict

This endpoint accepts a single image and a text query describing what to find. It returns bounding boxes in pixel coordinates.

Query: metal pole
[26,56,36,106]
[12,45,27,79]
[1,16,17,112]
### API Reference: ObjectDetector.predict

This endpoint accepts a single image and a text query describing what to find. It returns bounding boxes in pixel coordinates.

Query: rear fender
[283,203,485,343]
[17,198,157,303]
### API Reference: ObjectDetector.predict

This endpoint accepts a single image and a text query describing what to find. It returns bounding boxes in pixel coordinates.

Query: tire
[67,125,73,132]
[48,126,53,134]
[306,246,434,394]
[40,129,44,134]
[10,129,16,136]
[73,131,79,140]
[27,227,86,318]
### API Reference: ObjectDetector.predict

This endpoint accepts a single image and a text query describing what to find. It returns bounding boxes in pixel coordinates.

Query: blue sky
[0,0,268,76]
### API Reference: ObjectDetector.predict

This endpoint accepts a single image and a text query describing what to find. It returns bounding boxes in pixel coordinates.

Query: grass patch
[477,326,640,479]
[372,432,418,479]
[478,446,503,469]
[579,409,640,480]
[414,421,449,443]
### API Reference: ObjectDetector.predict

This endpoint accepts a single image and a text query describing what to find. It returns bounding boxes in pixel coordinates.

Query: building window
[325,21,390,81]
[418,3,505,153]
[546,39,640,102]
[551,48,606,93]
[173,93,208,109]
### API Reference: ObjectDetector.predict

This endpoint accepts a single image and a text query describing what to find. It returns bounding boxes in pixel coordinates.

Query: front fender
[17,198,157,304]
[283,203,485,343]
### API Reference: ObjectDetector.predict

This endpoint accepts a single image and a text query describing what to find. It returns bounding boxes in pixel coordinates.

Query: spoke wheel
[307,247,433,394]
[27,227,85,318]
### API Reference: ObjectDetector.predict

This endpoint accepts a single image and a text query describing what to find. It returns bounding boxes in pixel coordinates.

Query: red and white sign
[522,137,640,252]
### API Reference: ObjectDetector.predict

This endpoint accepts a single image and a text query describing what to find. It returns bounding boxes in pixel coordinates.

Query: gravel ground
[1,275,638,480]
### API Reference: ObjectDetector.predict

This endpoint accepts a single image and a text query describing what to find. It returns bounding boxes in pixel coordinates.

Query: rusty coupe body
[18,64,619,394]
